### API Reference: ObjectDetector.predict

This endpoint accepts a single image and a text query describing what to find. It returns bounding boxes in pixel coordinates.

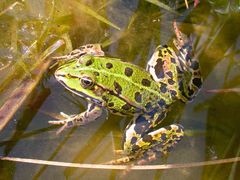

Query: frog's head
[54,55,104,105]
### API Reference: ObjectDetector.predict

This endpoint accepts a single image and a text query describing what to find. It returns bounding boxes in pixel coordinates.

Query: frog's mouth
[55,73,103,106]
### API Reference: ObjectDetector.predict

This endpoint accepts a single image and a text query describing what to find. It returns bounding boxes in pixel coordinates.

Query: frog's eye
[80,76,94,89]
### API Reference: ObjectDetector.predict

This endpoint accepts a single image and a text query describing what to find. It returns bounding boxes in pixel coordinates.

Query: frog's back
[79,55,172,112]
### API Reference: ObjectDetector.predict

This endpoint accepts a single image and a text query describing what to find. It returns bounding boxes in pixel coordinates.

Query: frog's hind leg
[110,123,184,165]
[48,103,103,134]
[146,42,183,100]
[146,45,180,85]
[123,112,184,155]
[146,22,202,102]
[135,124,184,164]
[173,21,202,101]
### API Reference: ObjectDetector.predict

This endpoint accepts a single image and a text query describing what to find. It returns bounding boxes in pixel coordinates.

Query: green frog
[49,22,202,164]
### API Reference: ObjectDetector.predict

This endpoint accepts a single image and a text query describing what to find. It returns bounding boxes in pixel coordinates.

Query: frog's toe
[104,156,134,165]
[48,120,66,125]
[48,112,81,134]
[60,112,72,118]
[48,119,69,134]
[114,149,125,155]
[48,120,72,134]
[55,123,68,134]
[48,113,73,126]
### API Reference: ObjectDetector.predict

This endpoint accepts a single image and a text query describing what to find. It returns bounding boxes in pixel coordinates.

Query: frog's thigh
[123,115,153,153]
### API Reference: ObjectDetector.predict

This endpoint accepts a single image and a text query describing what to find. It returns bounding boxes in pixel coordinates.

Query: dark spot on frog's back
[108,102,114,107]
[102,95,109,102]
[114,81,122,94]
[141,79,151,87]
[122,103,131,111]
[134,92,142,103]
[85,59,93,66]
[106,63,113,69]
[93,71,99,76]
[124,67,133,77]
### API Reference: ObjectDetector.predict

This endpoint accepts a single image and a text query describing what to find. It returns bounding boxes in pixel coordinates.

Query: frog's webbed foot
[48,112,84,134]
[48,103,103,134]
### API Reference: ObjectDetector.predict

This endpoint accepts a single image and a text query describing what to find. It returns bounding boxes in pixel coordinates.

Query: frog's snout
[54,68,68,81]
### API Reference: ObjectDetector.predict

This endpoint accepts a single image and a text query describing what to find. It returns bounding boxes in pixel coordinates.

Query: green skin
[49,22,202,164]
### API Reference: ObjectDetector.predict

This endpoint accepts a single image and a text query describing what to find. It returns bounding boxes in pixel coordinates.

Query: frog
[49,21,202,164]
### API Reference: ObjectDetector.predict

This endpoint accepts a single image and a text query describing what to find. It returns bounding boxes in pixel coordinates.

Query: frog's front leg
[48,103,102,134]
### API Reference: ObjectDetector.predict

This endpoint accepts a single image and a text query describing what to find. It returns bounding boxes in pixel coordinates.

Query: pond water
[0,0,239,179]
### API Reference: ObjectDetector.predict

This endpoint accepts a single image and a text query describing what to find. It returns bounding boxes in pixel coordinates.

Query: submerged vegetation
[0,0,239,179]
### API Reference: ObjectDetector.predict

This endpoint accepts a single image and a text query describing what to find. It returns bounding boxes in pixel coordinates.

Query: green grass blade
[72,1,120,30]
[145,0,180,15]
